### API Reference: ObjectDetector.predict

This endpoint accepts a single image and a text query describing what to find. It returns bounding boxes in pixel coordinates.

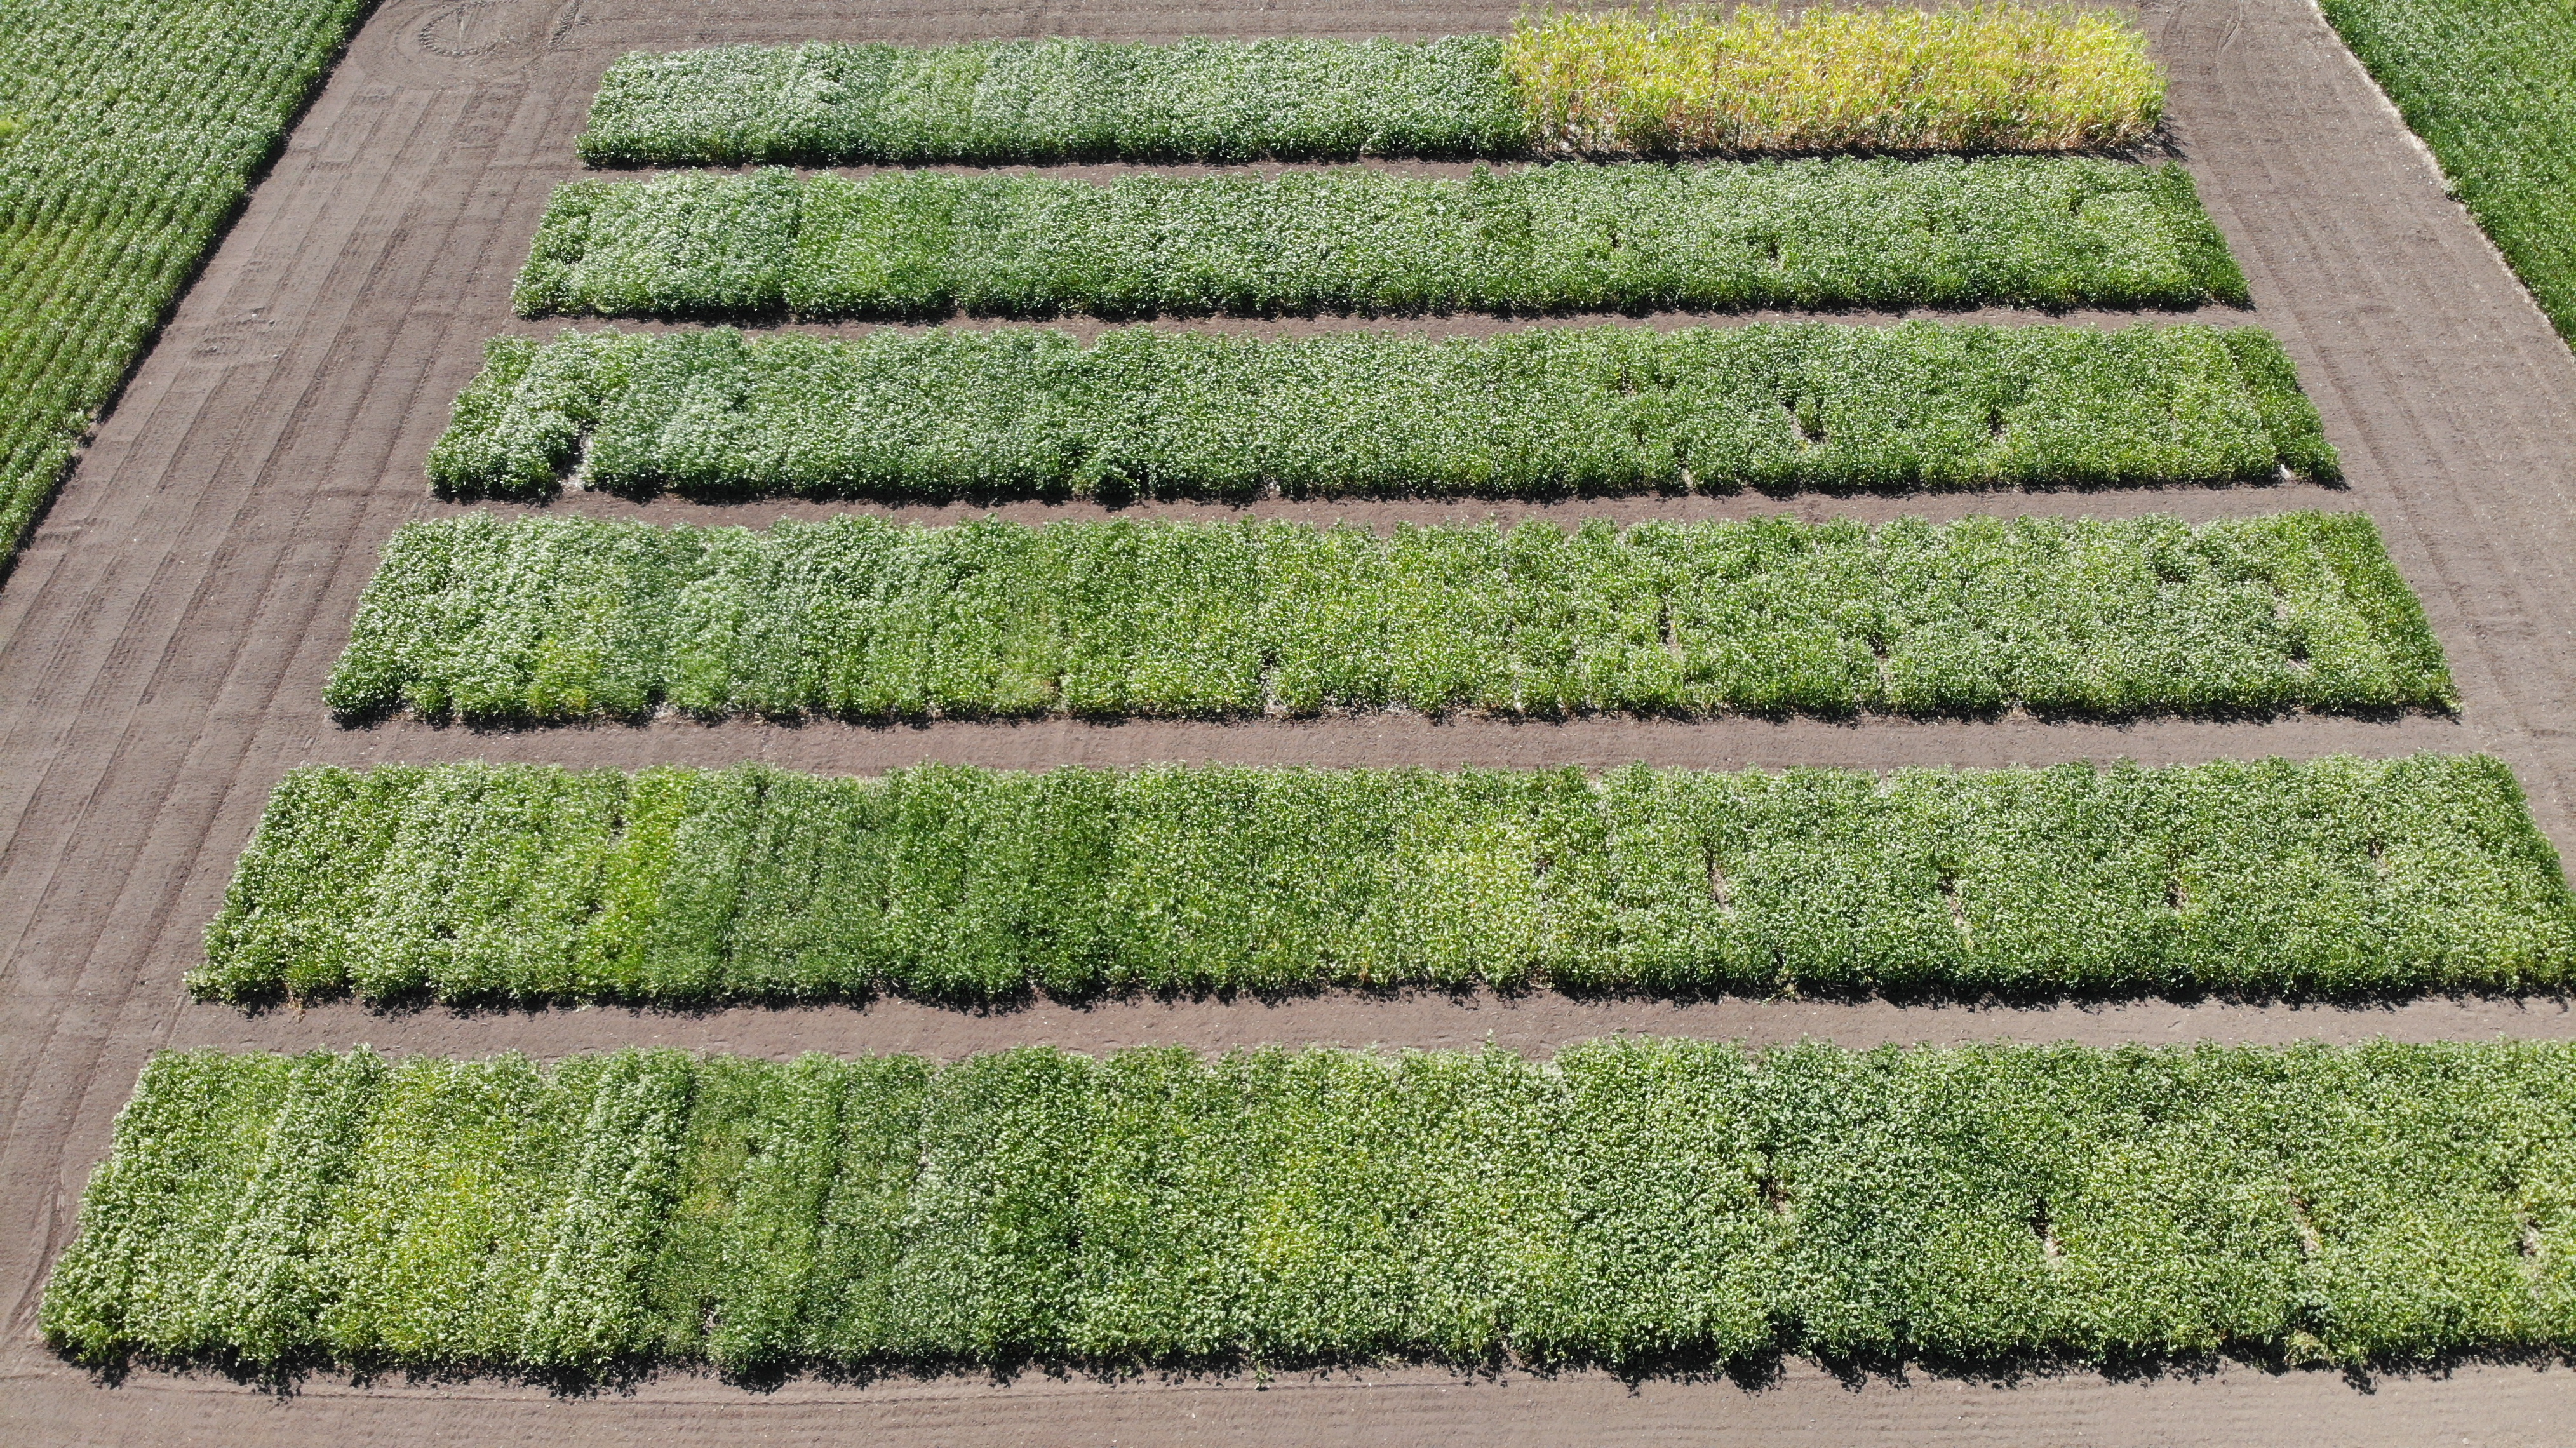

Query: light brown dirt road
[5,0,2576,1439]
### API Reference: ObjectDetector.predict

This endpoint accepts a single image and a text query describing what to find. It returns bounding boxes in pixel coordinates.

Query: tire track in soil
[4,0,2576,1437]
[4,1357,2573,1447]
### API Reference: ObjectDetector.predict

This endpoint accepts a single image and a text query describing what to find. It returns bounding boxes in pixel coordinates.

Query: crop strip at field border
[40,1038,2576,1381]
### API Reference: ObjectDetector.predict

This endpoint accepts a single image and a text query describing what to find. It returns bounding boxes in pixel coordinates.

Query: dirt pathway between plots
[7,0,2576,1440]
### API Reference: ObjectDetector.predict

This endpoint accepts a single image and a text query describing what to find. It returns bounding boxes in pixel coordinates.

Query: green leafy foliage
[322,512,2451,725]
[2318,0,2576,349]
[511,159,2248,321]
[0,0,370,573]
[577,36,1527,166]
[43,1040,2576,1377]
[574,7,2166,170]
[430,321,2338,502]
[190,754,2568,1007]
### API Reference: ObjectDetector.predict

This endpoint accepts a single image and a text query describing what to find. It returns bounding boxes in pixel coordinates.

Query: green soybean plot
[572,14,2163,169]
[43,1040,2576,1379]
[434,323,2338,502]
[325,513,2450,725]
[192,755,2570,1007]
[577,36,1532,166]
[511,159,2248,322]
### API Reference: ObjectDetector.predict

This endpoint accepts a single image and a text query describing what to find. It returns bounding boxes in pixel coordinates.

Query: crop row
[433,322,2338,502]
[1510,5,2163,156]
[2317,0,2576,350]
[575,8,2161,167]
[0,0,371,570]
[43,1039,2576,1377]
[325,512,2451,725]
[192,754,2567,1007]
[513,159,2247,321]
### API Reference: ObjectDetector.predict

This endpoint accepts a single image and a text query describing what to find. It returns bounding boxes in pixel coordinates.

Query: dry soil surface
[6,0,2576,1440]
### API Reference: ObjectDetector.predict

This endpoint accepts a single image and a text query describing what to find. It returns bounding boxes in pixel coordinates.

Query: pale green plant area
[321,512,2450,725]
[512,159,2248,322]
[43,1039,2576,1377]
[1508,5,2163,156]
[429,322,2336,502]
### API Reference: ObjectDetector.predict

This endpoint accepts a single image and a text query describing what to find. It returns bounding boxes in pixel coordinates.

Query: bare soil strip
[485,300,2275,342]
[6,1358,2572,1448]
[159,989,2576,1065]
[320,710,2474,772]
[5,0,2576,1435]
[455,477,2365,528]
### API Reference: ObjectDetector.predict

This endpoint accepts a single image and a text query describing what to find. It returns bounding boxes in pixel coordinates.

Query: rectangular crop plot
[511,159,2248,321]
[43,1039,2576,1378]
[432,322,2338,502]
[574,8,2161,168]
[191,754,2570,1007]
[325,512,2452,725]
[578,36,1529,166]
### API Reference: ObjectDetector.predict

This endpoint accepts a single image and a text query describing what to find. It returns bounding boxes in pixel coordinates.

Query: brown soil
[6,0,2576,1437]
[6,1358,2575,1448]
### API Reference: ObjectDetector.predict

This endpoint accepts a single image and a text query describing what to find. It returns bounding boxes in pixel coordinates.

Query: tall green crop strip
[194,756,2570,1006]
[324,513,2450,724]
[433,323,2338,502]
[2318,0,2576,350]
[0,0,370,572]
[44,1041,2576,1376]
[513,159,2247,322]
